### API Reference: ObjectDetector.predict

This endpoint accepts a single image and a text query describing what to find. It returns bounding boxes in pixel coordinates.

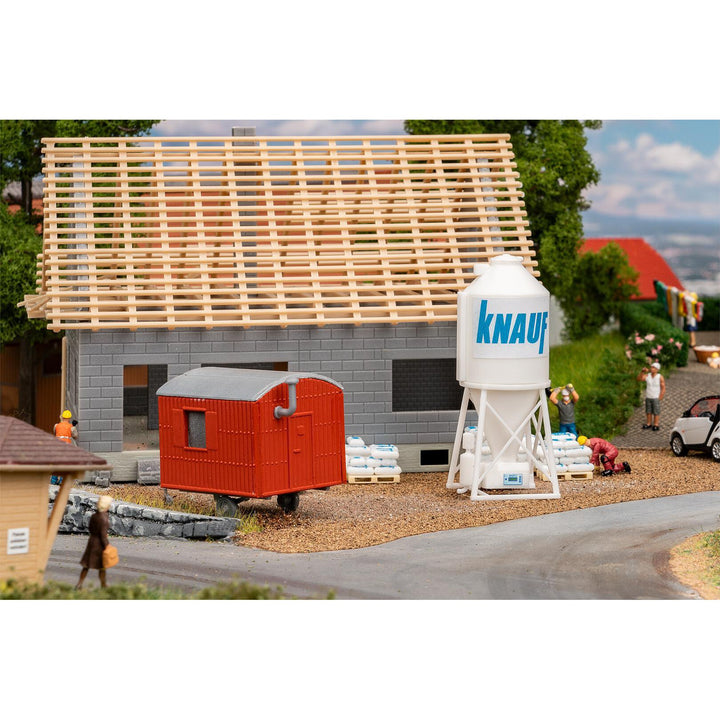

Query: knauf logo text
[475,299,548,355]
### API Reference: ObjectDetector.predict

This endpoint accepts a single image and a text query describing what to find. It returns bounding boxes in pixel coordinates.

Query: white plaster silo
[447,254,560,500]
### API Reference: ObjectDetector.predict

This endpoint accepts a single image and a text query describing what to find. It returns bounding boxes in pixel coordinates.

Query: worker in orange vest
[54,410,78,445]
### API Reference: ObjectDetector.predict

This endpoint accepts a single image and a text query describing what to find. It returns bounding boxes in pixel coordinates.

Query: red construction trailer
[157,367,346,513]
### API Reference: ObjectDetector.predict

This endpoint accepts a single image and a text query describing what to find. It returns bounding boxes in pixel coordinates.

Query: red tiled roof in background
[5,199,43,232]
[0,416,107,469]
[581,237,684,301]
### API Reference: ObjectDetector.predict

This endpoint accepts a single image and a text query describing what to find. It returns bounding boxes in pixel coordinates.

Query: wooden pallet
[347,474,400,485]
[537,469,594,482]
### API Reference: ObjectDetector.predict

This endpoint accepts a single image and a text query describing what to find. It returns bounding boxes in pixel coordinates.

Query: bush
[0,576,332,600]
[556,242,639,341]
[548,332,640,438]
[619,302,690,368]
[698,295,720,332]
[574,348,641,438]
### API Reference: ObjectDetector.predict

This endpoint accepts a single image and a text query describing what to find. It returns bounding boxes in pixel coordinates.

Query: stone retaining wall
[49,487,238,540]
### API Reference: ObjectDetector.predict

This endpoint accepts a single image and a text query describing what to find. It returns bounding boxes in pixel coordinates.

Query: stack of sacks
[346,436,372,475]
[369,444,402,476]
[462,426,493,460]
[537,432,593,473]
[345,437,402,476]
[520,433,593,473]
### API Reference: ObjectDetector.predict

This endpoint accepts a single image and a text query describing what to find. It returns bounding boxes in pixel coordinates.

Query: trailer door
[288,413,314,488]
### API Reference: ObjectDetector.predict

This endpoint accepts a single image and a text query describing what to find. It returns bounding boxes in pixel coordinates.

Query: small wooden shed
[157,367,346,513]
[0,416,108,585]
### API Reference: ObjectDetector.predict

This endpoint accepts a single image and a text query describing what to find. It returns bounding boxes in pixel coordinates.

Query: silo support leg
[447,386,470,489]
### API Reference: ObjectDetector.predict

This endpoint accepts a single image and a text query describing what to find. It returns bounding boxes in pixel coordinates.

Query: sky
[151,119,720,225]
[8,3,719,229]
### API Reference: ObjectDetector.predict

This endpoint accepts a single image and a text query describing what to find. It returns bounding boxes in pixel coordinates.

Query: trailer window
[186,411,206,449]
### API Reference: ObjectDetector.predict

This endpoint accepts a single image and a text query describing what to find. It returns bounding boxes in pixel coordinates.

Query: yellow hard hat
[62,410,72,419]
[712,352,719,358]
[577,435,588,445]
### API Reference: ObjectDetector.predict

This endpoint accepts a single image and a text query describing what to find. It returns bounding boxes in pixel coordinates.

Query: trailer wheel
[214,494,239,517]
[277,492,300,512]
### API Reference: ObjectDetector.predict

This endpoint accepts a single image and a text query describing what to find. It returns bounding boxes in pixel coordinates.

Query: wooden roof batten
[22,135,537,331]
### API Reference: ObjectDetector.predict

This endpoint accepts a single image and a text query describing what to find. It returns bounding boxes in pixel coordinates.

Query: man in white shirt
[638,362,665,431]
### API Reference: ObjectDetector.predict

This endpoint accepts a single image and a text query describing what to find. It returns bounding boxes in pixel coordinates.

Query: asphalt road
[44,491,720,599]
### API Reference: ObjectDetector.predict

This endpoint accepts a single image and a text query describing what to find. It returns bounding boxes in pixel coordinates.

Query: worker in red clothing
[577,435,631,477]
[54,410,78,445]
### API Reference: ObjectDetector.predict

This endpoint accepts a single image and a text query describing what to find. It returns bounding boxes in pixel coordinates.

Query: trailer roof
[156,367,342,402]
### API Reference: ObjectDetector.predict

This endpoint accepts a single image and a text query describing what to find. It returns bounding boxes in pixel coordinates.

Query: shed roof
[23,134,538,330]
[0,416,108,471]
[581,237,684,301]
[157,367,342,402]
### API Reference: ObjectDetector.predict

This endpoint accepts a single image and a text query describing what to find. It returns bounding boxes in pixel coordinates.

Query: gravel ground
[229,333,720,554]
[227,448,720,553]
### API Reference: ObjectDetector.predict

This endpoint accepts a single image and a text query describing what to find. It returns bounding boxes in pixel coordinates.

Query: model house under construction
[22,132,540,473]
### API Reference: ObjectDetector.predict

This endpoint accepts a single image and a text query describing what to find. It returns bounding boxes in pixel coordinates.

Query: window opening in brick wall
[123,364,167,450]
[420,449,450,466]
[391,358,462,412]
[186,410,206,449]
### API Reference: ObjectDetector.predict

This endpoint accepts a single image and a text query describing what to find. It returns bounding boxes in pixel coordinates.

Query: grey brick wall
[70,323,477,456]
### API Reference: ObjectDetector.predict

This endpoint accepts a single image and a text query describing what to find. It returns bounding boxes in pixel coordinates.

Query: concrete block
[132,520,162,536]
[92,470,112,488]
[137,457,161,485]
[141,507,168,522]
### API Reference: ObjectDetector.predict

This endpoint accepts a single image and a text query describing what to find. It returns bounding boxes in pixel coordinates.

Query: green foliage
[557,242,639,340]
[0,203,52,346]
[619,302,690,367]
[549,332,639,438]
[0,119,159,215]
[577,349,641,438]
[698,295,720,331]
[0,576,334,600]
[625,330,687,370]
[702,530,720,558]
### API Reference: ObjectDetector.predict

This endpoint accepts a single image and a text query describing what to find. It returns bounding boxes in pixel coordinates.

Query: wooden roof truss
[27,134,537,329]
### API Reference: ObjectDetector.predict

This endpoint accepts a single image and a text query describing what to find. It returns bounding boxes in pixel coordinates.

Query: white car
[670,395,720,461]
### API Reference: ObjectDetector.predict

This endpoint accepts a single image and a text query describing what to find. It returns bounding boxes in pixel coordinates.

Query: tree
[1,120,159,216]
[0,203,54,421]
[404,120,634,339]
[0,119,159,422]
[559,242,639,340]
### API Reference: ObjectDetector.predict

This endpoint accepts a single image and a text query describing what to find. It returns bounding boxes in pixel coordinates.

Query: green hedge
[698,296,720,331]
[572,347,641,439]
[548,299,692,439]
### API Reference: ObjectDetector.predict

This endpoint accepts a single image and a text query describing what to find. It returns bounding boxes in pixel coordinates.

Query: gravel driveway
[225,448,720,553]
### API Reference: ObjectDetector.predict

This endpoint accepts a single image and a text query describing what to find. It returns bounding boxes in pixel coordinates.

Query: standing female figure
[76,495,112,589]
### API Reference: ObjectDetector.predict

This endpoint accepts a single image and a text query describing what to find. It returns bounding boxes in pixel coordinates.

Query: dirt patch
[669,534,720,600]
[218,448,720,554]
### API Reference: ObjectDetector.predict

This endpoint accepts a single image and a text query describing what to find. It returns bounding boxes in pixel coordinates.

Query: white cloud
[584,183,637,215]
[611,133,718,180]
